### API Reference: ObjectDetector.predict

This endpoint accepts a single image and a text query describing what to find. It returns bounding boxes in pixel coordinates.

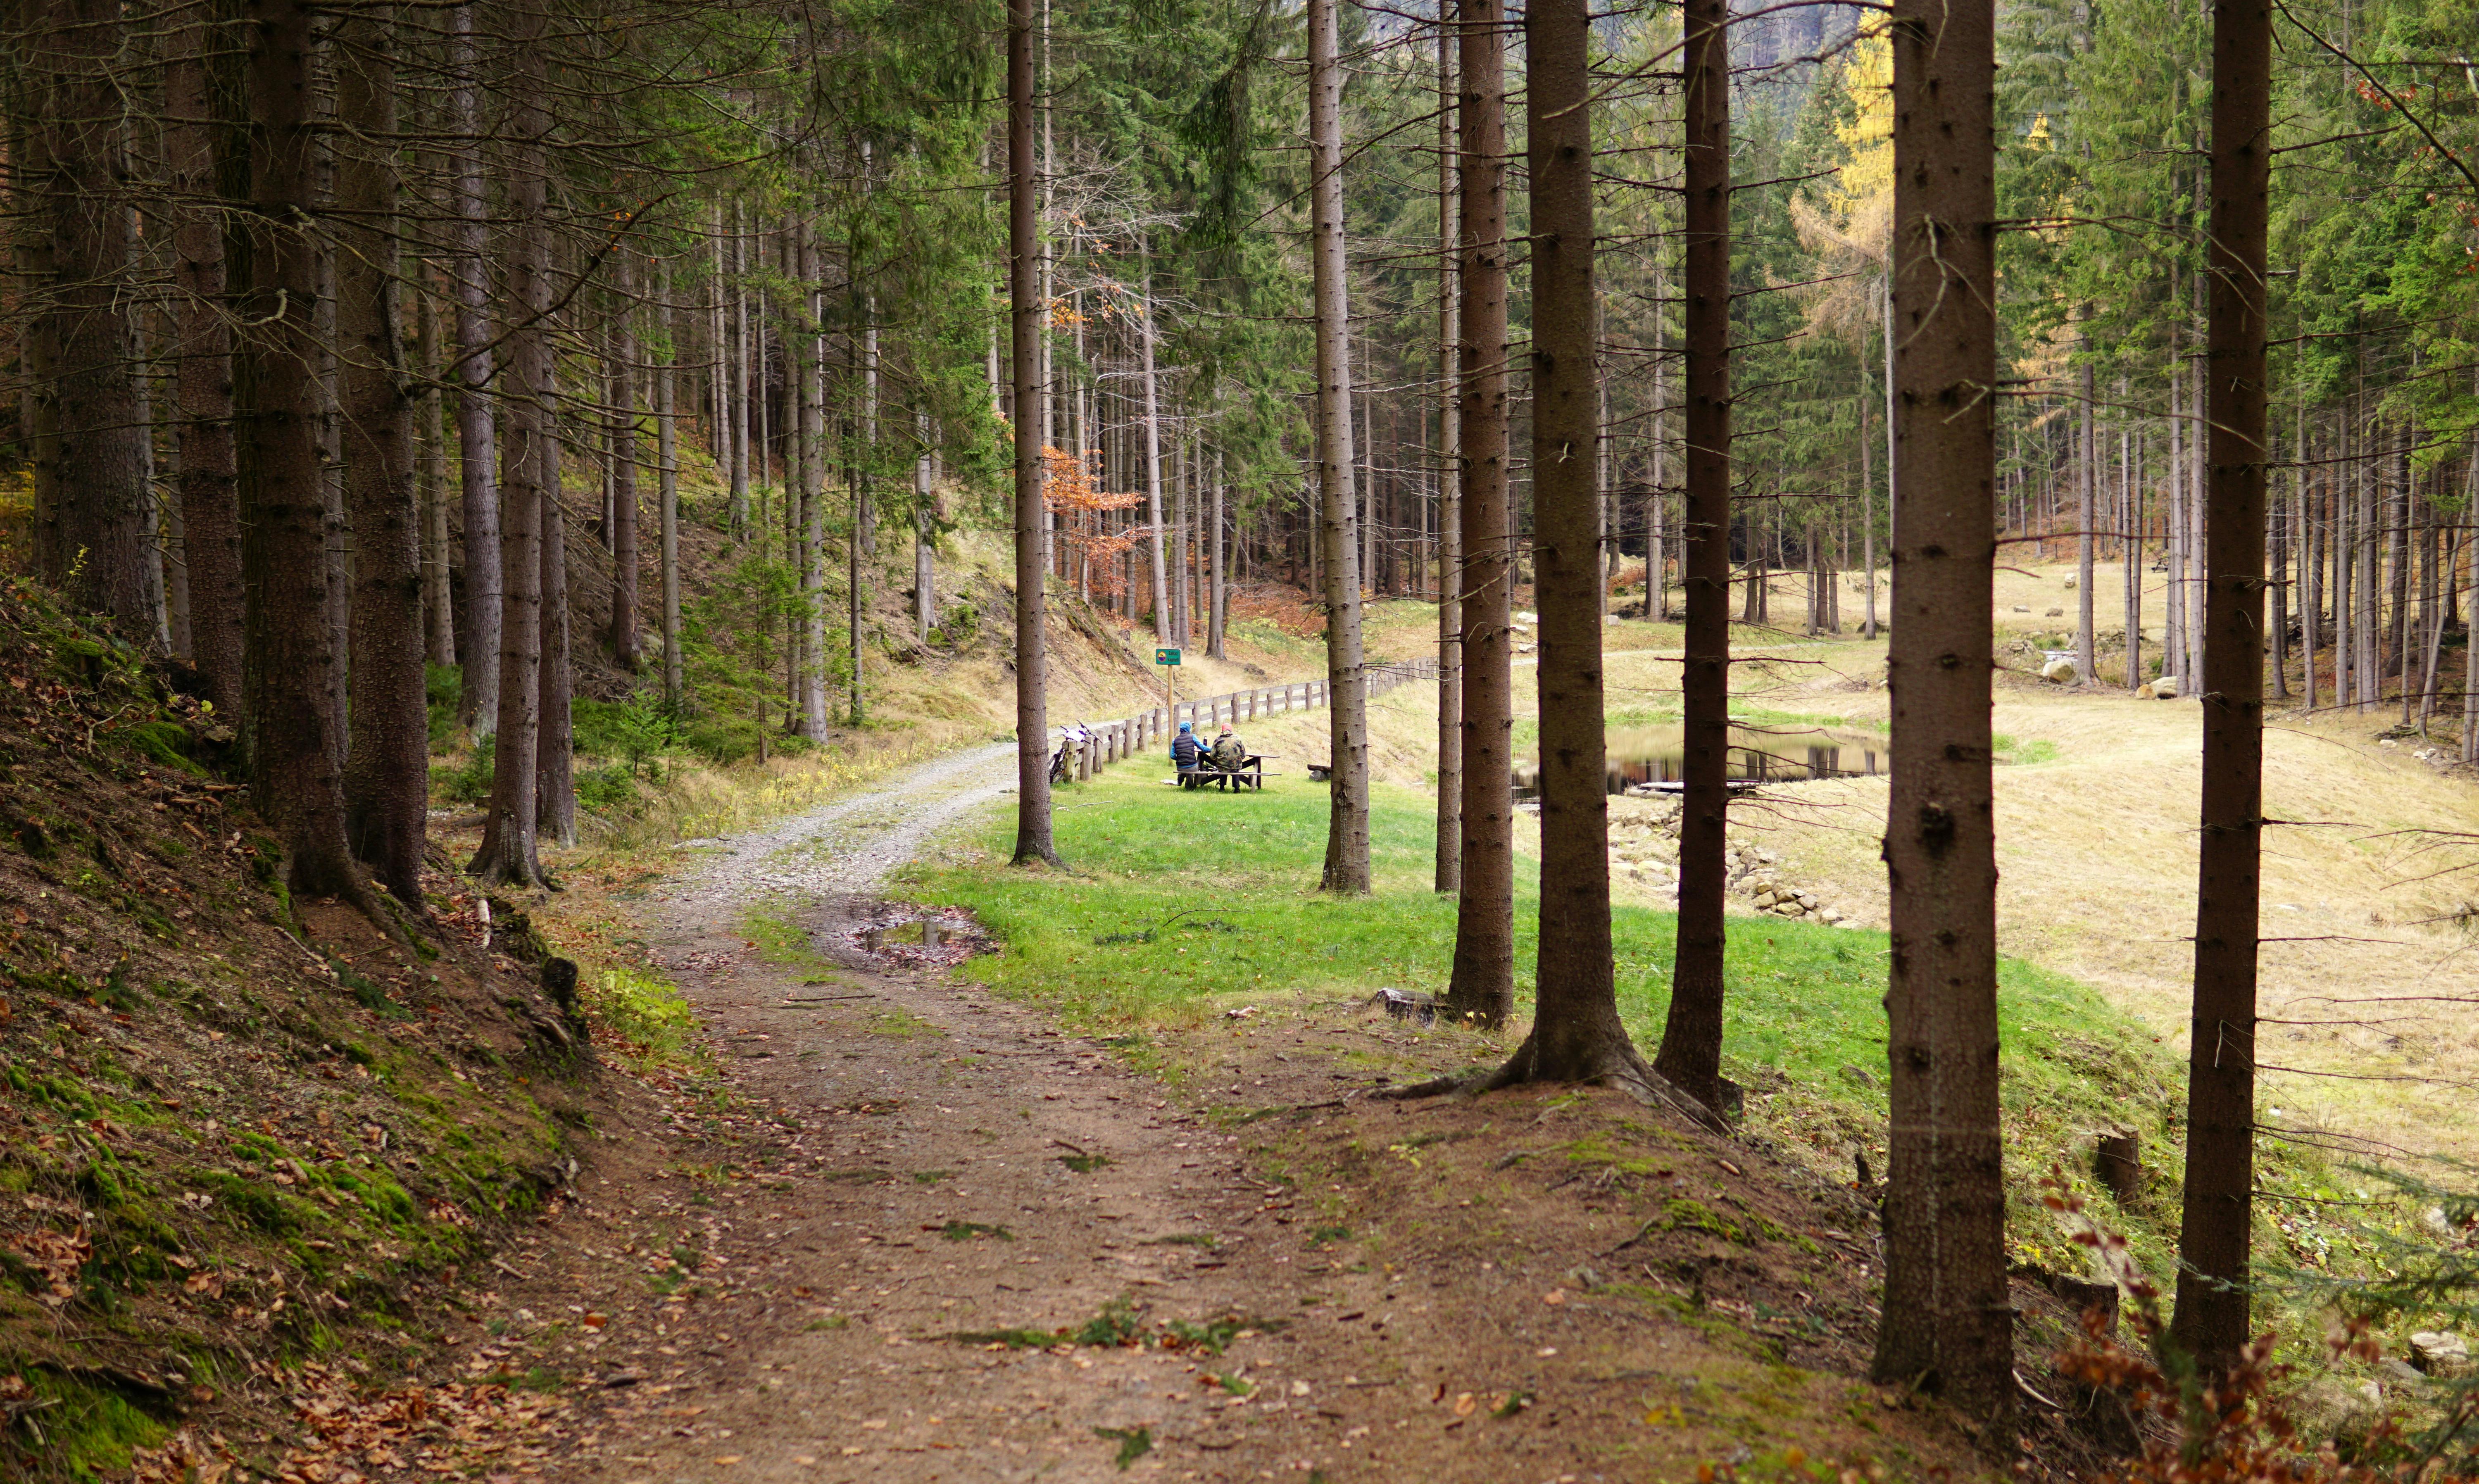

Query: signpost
[1156,647,1180,728]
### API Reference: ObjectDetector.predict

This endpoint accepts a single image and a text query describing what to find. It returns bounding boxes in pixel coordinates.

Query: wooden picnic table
[1173,753,1276,792]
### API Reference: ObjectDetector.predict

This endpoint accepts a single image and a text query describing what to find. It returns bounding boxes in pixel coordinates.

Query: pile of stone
[1599,796,1853,926]
[1728,848,1847,924]
[2410,1331,2471,1378]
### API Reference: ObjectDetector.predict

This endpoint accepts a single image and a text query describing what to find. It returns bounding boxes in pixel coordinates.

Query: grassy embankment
[899,759,2190,1285]
[901,751,2479,1416]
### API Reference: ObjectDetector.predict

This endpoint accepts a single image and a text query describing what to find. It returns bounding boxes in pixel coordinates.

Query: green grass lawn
[898,768,2189,1274]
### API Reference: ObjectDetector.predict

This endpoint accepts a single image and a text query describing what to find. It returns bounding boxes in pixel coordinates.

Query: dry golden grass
[1343,563,2479,1156]
[1582,565,2479,1159]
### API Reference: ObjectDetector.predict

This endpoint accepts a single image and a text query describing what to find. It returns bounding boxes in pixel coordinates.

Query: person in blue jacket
[1170,721,1204,771]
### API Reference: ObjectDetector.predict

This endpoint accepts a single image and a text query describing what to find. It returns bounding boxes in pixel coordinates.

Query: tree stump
[2095,1128,2143,1204]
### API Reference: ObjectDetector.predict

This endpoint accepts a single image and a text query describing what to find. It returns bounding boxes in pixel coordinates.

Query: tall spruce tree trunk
[451,4,503,738]
[1498,0,1651,1089]
[1209,450,1227,658]
[1873,0,2013,1428]
[469,13,550,889]
[1650,291,1668,621]
[1434,5,1463,896]
[316,179,349,776]
[40,0,152,629]
[2170,0,2271,1373]
[419,269,456,668]
[238,0,372,907]
[2169,335,2188,685]
[1359,376,1376,605]
[2419,518,2445,729]
[729,206,752,538]
[801,228,830,737]
[2079,347,2098,684]
[2302,416,2320,709]
[1441,0,1513,1020]
[1008,0,1061,867]
[168,3,244,709]
[1859,377,1874,636]
[915,411,937,641]
[1171,436,1190,646]
[1653,0,1734,1115]
[450,3,500,736]
[2127,417,2144,690]
[2336,438,2354,705]
[2362,429,2379,708]
[2388,431,2409,711]
[709,209,733,512]
[1308,0,1371,894]
[2270,415,2290,698]
[2465,436,2479,761]
[1140,264,1172,637]
[135,307,169,652]
[1875,274,1896,636]
[659,283,683,706]
[537,414,574,849]
[21,62,61,587]
[2189,281,2209,688]
[336,9,428,907]
[609,254,642,671]
[851,288,876,725]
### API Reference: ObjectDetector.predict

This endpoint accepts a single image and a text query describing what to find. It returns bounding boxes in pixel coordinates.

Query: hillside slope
[0,582,619,1480]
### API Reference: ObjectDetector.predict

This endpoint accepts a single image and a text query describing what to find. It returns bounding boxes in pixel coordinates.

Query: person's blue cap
[1178,721,1193,732]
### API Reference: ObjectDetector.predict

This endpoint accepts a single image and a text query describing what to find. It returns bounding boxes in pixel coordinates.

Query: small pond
[1514,722,1889,801]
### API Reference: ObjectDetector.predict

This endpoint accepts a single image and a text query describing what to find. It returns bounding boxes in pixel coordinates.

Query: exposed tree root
[1375,1033,1727,1130]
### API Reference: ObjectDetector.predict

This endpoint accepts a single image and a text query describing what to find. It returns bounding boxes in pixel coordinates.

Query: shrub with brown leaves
[2048,1177,2477,1484]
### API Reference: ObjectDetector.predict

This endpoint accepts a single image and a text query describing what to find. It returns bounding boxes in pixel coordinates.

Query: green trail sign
[1155,648,1182,666]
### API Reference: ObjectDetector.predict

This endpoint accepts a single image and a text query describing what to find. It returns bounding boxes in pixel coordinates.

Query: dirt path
[509,745,1352,1482]
[462,745,1996,1484]
[535,744,1413,1483]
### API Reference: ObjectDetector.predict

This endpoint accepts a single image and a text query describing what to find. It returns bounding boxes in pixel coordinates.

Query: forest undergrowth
[0,578,650,1480]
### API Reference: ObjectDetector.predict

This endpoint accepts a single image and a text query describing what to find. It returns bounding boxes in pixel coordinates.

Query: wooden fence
[1068,656,1441,781]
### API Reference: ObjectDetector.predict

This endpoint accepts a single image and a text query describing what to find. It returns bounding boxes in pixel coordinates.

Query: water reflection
[1513,723,1889,800]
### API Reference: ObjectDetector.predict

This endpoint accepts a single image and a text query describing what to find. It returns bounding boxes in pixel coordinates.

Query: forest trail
[482,744,1960,1484]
